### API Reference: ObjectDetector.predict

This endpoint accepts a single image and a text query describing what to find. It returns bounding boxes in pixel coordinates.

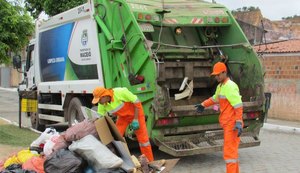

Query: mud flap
[155,131,260,157]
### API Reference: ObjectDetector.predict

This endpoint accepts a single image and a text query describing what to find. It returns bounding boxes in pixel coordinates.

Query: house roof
[254,39,300,53]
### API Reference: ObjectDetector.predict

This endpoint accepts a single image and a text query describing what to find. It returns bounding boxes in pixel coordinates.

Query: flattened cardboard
[94,117,113,145]
[105,116,125,142]
[160,159,180,173]
[113,141,135,172]
[94,115,126,145]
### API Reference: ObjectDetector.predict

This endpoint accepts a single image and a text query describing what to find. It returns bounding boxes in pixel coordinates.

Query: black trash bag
[94,168,126,173]
[4,164,22,171]
[0,170,36,173]
[0,164,36,173]
[44,149,85,173]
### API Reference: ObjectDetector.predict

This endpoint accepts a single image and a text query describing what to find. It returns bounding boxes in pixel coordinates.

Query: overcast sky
[211,0,300,20]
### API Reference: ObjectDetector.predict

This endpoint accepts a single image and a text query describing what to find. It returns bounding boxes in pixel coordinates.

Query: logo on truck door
[81,30,88,46]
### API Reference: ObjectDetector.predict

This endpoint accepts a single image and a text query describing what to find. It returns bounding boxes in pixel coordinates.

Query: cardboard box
[94,115,179,173]
[135,159,180,173]
[160,159,179,173]
[94,116,135,172]
[94,115,125,145]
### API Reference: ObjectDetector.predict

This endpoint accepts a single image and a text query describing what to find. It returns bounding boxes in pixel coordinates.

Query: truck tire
[30,112,45,131]
[67,97,85,126]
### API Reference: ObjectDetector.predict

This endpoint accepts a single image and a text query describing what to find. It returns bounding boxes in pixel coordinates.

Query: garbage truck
[14,0,271,156]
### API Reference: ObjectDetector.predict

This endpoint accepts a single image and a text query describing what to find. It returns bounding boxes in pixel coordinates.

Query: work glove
[233,121,243,137]
[194,104,205,113]
[130,119,140,131]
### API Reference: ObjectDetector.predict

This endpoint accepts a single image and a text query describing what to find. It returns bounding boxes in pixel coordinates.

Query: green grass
[0,124,39,147]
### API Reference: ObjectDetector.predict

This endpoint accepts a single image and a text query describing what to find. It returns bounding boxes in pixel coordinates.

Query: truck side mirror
[13,55,22,69]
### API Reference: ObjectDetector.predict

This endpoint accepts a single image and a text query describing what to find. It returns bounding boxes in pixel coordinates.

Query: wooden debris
[139,154,149,173]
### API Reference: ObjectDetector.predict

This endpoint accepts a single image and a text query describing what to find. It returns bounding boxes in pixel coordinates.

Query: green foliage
[25,0,86,18]
[24,0,43,19]
[232,6,260,14]
[0,0,34,64]
[44,0,86,17]
[282,15,300,20]
[0,124,39,147]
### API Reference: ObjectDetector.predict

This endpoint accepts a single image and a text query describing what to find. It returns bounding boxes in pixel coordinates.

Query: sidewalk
[266,118,300,128]
[264,118,300,134]
[0,87,17,92]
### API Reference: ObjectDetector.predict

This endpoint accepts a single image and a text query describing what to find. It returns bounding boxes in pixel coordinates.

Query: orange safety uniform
[93,87,154,161]
[202,77,243,173]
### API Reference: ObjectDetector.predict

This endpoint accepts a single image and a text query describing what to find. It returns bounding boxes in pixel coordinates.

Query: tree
[232,6,260,14]
[25,0,86,18]
[282,15,300,20]
[0,0,34,64]
[24,0,43,19]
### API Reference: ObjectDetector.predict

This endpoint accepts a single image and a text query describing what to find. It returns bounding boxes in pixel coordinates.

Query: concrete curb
[0,87,17,92]
[262,123,300,134]
[0,116,41,134]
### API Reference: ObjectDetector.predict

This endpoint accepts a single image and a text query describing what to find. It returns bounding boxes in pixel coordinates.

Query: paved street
[0,88,31,127]
[167,129,300,173]
[1,88,300,172]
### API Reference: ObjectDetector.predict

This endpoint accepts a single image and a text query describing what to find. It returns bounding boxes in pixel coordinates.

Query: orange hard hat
[211,62,227,75]
[92,87,113,104]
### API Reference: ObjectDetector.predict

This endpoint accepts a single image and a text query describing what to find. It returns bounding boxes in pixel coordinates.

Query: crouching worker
[92,87,154,161]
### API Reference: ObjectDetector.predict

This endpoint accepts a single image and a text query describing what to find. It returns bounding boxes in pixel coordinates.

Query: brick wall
[263,56,300,79]
[261,55,300,121]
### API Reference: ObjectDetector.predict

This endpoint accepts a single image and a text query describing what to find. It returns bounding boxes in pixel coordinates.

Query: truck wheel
[67,97,85,126]
[30,112,45,131]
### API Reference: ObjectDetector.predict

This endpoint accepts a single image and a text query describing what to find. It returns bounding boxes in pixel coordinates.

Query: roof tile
[254,39,300,53]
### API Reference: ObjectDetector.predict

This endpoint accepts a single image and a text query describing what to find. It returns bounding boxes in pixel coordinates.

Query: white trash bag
[43,134,60,156]
[69,135,123,170]
[30,128,59,147]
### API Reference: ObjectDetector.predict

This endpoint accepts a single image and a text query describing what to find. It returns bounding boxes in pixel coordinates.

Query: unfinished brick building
[255,40,300,121]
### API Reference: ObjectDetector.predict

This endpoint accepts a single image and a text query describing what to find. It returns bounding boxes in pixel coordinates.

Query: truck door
[26,44,35,89]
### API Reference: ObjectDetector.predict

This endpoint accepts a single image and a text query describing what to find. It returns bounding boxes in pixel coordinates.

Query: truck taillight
[222,17,228,23]
[137,13,152,21]
[246,112,260,119]
[138,13,143,20]
[156,118,179,127]
[145,14,152,20]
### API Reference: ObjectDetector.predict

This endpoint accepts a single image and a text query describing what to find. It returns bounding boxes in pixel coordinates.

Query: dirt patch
[0,119,9,125]
[0,118,38,161]
[0,119,21,160]
[0,144,26,160]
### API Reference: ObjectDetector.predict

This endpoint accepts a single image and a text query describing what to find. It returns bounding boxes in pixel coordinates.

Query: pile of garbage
[0,108,178,173]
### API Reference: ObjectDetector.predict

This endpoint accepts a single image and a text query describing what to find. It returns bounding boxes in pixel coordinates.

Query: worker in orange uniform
[92,87,154,161]
[195,62,243,173]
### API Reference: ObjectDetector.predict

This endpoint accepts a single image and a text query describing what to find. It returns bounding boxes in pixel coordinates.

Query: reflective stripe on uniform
[108,102,124,114]
[225,159,238,163]
[133,98,140,104]
[233,103,243,108]
[219,95,226,99]
[139,141,150,147]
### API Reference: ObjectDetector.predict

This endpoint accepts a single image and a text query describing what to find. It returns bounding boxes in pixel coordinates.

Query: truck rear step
[155,131,260,157]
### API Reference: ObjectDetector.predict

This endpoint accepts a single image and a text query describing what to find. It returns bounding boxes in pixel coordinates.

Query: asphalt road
[0,88,31,127]
[1,88,300,173]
